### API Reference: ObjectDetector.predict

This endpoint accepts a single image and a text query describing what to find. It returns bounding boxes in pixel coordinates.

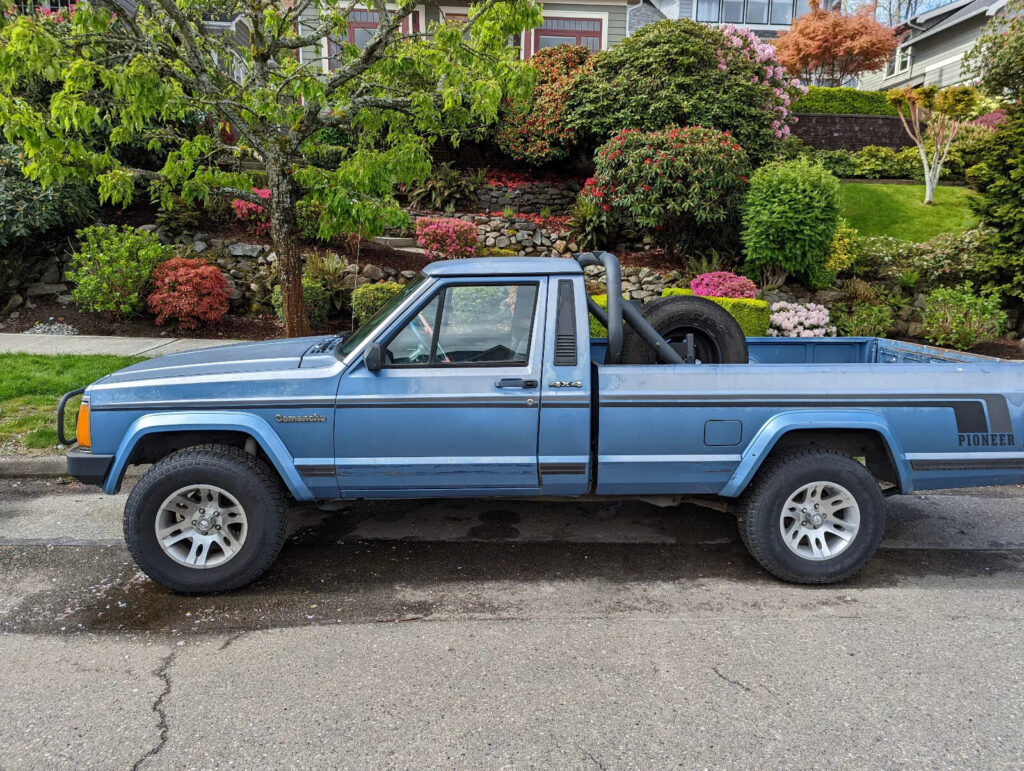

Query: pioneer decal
[958,432,1016,447]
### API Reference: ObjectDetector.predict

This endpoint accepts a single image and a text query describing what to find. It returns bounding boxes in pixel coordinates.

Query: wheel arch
[718,410,911,498]
[103,412,314,501]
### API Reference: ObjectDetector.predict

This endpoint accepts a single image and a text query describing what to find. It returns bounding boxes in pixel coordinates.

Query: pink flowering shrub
[691,271,758,299]
[415,217,478,261]
[231,189,271,236]
[718,25,808,139]
[768,301,836,337]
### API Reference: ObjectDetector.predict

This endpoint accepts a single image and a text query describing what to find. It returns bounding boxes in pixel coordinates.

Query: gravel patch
[22,321,79,336]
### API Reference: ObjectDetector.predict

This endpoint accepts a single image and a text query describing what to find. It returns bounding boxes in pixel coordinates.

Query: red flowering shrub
[231,189,271,236]
[592,126,751,256]
[690,271,758,299]
[146,258,230,329]
[415,217,478,260]
[496,45,592,165]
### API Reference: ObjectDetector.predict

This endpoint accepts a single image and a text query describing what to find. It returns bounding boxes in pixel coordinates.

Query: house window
[885,48,911,77]
[698,0,802,24]
[533,17,602,53]
[348,9,380,49]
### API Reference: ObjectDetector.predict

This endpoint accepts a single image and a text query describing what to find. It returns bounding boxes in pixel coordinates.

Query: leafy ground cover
[838,182,978,241]
[0,354,142,453]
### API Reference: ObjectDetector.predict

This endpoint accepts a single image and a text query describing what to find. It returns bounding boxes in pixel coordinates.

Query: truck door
[334,277,547,496]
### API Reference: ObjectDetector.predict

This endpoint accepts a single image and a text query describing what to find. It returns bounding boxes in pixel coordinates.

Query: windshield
[337,274,427,358]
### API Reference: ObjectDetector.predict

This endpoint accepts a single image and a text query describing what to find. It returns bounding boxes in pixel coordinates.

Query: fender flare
[103,411,314,501]
[717,409,911,498]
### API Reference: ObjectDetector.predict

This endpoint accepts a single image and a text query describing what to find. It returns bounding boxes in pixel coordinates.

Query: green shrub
[968,105,1024,297]
[827,218,858,276]
[814,149,858,178]
[849,234,916,278]
[0,144,97,302]
[586,293,629,337]
[477,247,519,257]
[296,198,327,242]
[921,283,1005,349]
[68,226,174,316]
[832,302,894,337]
[795,87,898,116]
[593,126,751,255]
[272,278,331,329]
[953,123,998,171]
[904,228,998,286]
[567,20,803,165]
[662,287,770,336]
[406,163,484,211]
[741,158,840,286]
[568,188,608,251]
[351,281,403,326]
[305,252,350,314]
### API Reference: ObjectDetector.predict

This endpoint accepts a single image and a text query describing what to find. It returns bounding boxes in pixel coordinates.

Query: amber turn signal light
[76,402,91,449]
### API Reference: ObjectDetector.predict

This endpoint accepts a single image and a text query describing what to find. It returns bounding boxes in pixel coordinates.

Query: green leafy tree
[0,0,540,335]
[968,106,1024,297]
[965,0,1024,102]
[886,85,980,204]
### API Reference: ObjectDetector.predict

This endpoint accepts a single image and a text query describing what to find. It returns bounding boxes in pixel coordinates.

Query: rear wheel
[620,296,748,364]
[123,444,288,593]
[736,448,885,584]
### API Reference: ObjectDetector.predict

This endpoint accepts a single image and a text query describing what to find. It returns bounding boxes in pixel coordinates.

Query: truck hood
[100,336,329,384]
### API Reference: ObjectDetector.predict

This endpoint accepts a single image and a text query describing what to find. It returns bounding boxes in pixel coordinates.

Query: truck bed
[590,336,1024,498]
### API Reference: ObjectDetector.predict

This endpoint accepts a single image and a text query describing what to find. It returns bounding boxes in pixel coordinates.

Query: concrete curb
[0,455,147,479]
[0,333,243,358]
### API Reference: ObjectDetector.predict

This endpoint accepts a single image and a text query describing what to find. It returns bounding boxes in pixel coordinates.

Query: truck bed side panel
[595,361,1024,496]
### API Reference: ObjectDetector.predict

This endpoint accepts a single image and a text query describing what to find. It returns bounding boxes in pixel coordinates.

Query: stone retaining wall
[457,180,580,215]
[792,113,917,151]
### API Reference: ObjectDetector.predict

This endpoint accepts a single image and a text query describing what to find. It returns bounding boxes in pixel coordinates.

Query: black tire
[736,448,885,584]
[123,444,288,593]
[620,296,748,364]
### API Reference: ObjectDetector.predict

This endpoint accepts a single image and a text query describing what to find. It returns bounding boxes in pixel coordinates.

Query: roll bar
[576,251,685,365]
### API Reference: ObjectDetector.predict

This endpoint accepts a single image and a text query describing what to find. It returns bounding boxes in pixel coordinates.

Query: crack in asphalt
[218,632,245,652]
[131,651,175,771]
[712,666,751,693]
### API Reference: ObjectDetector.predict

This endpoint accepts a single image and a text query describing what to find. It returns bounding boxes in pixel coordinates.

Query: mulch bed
[0,298,354,341]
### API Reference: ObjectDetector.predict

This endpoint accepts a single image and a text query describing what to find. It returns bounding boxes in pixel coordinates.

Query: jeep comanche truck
[61,252,1024,592]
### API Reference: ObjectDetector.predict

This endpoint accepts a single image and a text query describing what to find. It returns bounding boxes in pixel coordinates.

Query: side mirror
[364,342,383,373]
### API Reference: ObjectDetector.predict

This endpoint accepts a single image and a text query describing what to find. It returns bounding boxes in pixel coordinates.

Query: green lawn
[838,182,979,242]
[0,353,142,453]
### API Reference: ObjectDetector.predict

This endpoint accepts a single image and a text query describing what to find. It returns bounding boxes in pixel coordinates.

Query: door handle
[495,378,538,389]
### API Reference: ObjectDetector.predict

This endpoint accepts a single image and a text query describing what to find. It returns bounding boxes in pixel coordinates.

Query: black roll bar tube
[576,251,623,364]
[575,251,685,365]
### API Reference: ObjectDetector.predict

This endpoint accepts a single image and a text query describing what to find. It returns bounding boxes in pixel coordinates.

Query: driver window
[384,294,441,365]
[384,283,538,367]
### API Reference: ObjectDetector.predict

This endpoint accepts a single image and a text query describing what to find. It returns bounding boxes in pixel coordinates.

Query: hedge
[795,86,898,117]
[588,290,770,339]
[662,288,770,336]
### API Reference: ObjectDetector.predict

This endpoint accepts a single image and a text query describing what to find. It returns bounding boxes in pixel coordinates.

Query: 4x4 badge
[549,381,583,388]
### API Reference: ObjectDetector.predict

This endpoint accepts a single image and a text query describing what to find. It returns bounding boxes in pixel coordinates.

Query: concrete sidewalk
[0,332,242,357]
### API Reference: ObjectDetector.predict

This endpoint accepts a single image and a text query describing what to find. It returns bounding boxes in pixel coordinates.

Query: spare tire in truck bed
[620,296,749,364]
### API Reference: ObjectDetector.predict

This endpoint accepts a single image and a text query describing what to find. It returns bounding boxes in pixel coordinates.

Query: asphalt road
[2,478,1023,768]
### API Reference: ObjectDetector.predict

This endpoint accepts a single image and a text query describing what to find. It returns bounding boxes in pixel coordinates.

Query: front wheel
[736,448,885,584]
[123,444,288,593]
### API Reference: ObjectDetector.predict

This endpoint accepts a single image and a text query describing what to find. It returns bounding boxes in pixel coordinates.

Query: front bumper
[66,446,114,487]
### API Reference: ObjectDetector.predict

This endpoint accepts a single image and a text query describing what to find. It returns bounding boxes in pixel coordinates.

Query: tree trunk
[267,163,311,338]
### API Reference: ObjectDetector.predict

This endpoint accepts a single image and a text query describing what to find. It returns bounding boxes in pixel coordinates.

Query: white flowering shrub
[768,301,836,338]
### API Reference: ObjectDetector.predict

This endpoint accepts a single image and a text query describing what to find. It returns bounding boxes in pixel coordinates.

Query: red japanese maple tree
[775,0,901,87]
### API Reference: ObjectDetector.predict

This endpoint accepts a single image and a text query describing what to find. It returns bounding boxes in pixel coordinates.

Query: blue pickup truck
[63,252,1024,592]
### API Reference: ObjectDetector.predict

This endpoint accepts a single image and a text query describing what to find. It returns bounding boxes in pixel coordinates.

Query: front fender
[717,409,911,498]
[103,411,314,501]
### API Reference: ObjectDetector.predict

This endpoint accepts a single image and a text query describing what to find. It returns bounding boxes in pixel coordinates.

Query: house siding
[858,14,988,91]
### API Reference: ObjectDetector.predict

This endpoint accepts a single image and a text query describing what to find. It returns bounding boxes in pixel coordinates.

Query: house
[626,0,840,38]
[858,0,1008,91]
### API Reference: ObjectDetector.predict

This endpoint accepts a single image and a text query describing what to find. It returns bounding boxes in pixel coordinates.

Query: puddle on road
[2,500,1023,637]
